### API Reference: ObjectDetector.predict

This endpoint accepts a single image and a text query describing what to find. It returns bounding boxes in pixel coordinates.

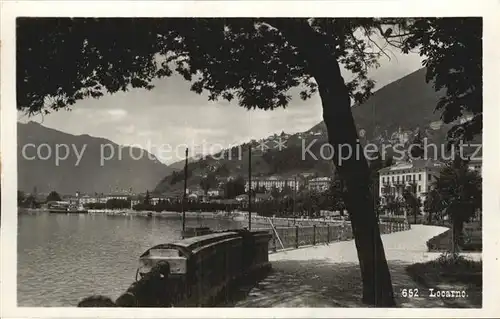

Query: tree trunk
[316,74,395,306]
[272,19,395,307]
[452,217,463,252]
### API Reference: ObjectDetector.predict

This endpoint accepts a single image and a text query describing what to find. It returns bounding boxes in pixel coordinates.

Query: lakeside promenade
[231,225,481,307]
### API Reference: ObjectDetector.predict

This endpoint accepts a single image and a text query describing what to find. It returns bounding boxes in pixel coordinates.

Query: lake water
[17,212,243,307]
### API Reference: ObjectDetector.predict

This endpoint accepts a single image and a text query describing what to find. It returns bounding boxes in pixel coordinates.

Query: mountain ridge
[17,121,173,194]
[163,67,448,172]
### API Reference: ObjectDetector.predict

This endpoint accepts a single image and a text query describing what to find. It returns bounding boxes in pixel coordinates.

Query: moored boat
[68,203,88,214]
[48,201,88,214]
[48,201,70,213]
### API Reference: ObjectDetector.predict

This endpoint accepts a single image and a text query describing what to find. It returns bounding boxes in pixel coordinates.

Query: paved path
[231,225,480,307]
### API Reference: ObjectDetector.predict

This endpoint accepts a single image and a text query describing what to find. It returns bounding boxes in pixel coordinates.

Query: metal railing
[266,220,409,252]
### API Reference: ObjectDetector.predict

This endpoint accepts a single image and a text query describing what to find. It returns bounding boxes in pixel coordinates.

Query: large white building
[378,159,444,204]
[78,194,114,205]
[106,194,129,201]
[245,176,300,192]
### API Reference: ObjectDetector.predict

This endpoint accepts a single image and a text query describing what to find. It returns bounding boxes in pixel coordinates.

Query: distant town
[18,156,482,221]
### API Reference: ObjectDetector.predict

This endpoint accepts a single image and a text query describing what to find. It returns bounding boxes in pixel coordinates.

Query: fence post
[295,226,299,248]
[313,225,316,245]
[327,225,331,243]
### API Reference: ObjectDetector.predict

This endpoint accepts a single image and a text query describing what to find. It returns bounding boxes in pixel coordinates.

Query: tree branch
[363,31,394,62]
[261,18,342,84]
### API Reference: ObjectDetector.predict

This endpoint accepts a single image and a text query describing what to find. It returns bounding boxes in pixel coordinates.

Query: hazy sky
[18,50,423,165]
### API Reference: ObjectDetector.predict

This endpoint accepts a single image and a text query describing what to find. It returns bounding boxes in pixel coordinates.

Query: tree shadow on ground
[220,260,465,307]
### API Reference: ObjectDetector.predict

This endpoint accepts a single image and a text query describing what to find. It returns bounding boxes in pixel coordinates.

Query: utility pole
[181,148,188,238]
[248,144,252,231]
[293,176,297,220]
[372,102,377,218]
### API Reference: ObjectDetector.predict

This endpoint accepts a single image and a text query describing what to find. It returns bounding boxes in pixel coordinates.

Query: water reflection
[17,212,242,307]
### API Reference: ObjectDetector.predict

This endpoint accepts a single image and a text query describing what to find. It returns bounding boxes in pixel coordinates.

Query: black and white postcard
[1,1,499,318]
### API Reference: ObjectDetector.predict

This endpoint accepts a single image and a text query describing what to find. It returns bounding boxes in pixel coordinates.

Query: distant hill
[154,67,481,194]
[307,67,452,142]
[18,121,174,194]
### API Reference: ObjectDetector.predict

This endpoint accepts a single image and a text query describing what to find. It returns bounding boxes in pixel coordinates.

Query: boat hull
[49,209,88,214]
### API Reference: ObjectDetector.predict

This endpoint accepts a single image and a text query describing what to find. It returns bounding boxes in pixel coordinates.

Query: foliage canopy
[17,17,482,143]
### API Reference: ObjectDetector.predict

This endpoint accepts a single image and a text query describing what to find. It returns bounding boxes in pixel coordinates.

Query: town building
[245,176,301,192]
[149,197,162,205]
[234,193,273,203]
[187,189,207,202]
[207,188,225,198]
[105,194,129,201]
[76,193,132,205]
[307,177,332,192]
[378,159,444,205]
[79,195,99,205]
[468,158,482,175]
[130,196,141,207]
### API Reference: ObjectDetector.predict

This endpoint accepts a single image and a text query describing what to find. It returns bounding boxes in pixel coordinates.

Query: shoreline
[20,207,351,227]
[18,208,408,230]
[86,209,352,227]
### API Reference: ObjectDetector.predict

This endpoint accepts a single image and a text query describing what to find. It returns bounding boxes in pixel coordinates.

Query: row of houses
[74,194,172,207]
[242,158,482,207]
[66,175,331,207]
[72,188,226,207]
[244,175,332,193]
[65,157,481,208]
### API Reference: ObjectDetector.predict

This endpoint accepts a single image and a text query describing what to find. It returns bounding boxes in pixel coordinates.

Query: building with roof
[307,176,332,192]
[207,188,225,198]
[245,176,301,192]
[79,195,99,205]
[106,194,129,201]
[467,158,482,175]
[378,159,444,205]
[187,189,207,202]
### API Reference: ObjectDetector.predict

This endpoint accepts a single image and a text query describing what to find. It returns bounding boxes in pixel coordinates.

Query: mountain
[154,67,480,195]
[307,67,452,142]
[17,121,174,194]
